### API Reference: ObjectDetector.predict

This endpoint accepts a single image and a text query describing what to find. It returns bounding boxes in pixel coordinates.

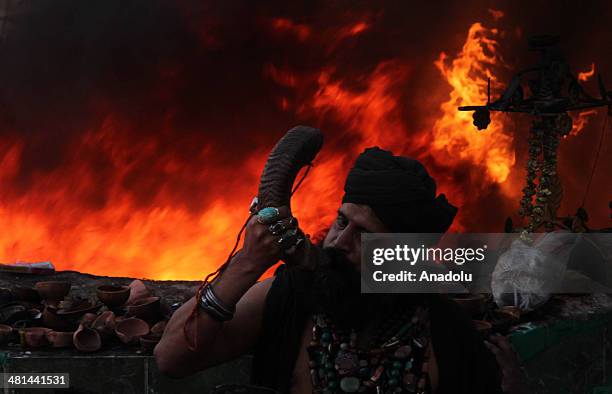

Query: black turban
[342,147,458,233]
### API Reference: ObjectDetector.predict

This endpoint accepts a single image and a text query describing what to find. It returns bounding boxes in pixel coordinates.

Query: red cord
[182,161,315,351]
[183,214,251,351]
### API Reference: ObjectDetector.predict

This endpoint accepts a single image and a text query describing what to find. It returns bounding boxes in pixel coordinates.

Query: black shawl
[251,264,503,393]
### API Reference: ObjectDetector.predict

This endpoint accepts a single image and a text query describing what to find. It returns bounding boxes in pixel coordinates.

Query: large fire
[433,23,515,186]
[0,6,606,280]
[288,20,518,233]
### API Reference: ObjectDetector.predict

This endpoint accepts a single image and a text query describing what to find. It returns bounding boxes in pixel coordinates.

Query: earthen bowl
[56,301,101,318]
[42,306,77,332]
[114,315,127,325]
[126,296,160,322]
[499,306,521,319]
[126,280,150,305]
[96,285,131,308]
[34,281,71,302]
[139,334,161,354]
[115,317,149,345]
[92,311,116,338]
[150,320,167,336]
[21,327,51,348]
[46,330,74,348]
[0,324,12,344]
[490,306,521,333]
[73,324,101,352]
[81,313,98,326]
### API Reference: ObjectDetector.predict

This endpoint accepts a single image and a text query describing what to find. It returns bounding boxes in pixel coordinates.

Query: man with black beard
[155,147,527,394]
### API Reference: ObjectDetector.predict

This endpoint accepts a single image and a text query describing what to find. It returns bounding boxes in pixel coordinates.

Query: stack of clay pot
[1,279,169,353]
[72,280,168,352]
[1,280,98,349]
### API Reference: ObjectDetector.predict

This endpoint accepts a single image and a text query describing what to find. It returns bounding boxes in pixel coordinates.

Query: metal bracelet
[204,284,235,315]
[197,284,234,321]
[198,295,231,321]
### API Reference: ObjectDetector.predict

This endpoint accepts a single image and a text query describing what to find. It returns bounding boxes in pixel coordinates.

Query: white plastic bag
[491,232,577,311]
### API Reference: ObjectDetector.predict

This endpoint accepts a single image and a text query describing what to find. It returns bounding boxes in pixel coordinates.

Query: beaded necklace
[307,305,431,393]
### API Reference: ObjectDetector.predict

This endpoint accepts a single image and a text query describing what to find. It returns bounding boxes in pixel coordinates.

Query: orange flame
[433,23,515,185]
[578,63,595,82]
[309,62,409,149]
[569,109,598,136]
[289,61,413,239]
[0,18,518,280]
[488,9,505,21]
[568,63,598,136]
[335,21,370,41]
[270,18,312,42]
[294,22,517,233]
[0,120,267,280]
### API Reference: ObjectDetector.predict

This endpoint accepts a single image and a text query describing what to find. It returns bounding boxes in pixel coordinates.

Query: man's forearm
[154,251,267,376]
[211,250,269,306]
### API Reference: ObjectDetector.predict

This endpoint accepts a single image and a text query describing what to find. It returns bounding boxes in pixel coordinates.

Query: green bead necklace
[308,306,431,394]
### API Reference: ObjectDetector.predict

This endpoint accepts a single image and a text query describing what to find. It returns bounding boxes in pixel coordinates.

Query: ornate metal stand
[459,35,612,234]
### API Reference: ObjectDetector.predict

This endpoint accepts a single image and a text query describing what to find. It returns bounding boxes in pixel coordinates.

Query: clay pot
[499,306,521,319]
[92,311,116,338]
[21,327,51,348]
[126,280,150,305]
[34,281,71,302]
[0,324,13,344]
[452,294,487,317]
[150,320,167,336]
[115,317,149,345]
[96,285,131,308]
[139,334,161,354]
[12,287,41,303]
[473,320,493,339]
[81,313,98,326]
[56,300,101,317]
[73,324,101,352]
[46,330,74,348]
[42,306,77,332]
[126,296,160,322]
[490,306,521,334]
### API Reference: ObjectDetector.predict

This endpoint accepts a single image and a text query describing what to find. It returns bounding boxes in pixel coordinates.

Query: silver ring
[278,228,298,249]
[283,234,306,256]
[269,217,297,236]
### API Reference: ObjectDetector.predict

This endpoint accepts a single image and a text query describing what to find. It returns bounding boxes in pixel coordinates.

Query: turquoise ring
[256,207,280,224]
